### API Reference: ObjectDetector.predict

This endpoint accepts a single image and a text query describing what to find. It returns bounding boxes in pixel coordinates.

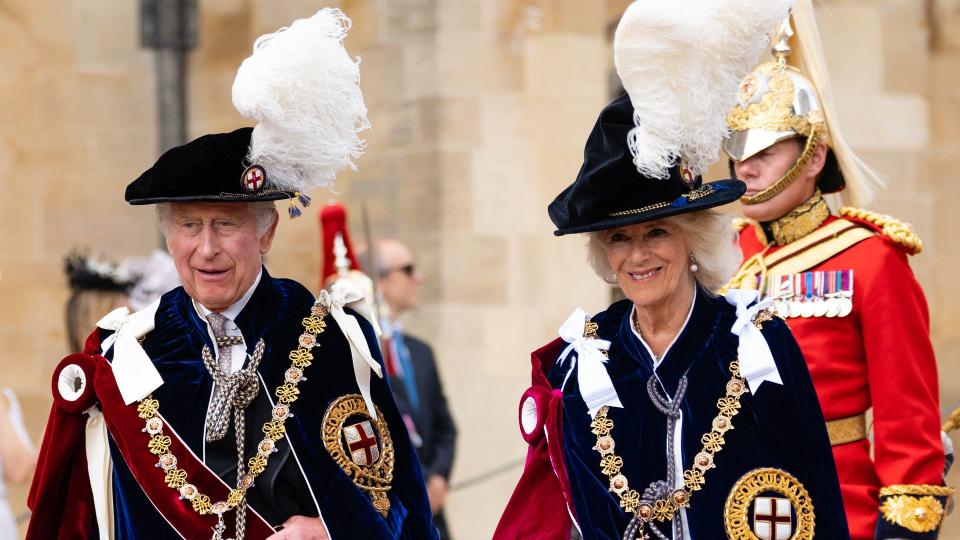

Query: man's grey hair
[586,208,742,293]
[156,201,278,238]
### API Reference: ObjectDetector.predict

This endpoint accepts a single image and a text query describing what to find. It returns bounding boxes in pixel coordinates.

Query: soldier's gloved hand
[267,515,330,540]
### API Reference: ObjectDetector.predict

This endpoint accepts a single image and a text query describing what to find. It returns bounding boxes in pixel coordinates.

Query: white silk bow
[318,281,384,419]
[725,289,783,394]
[557,308,622,418]
[97,298,164,405]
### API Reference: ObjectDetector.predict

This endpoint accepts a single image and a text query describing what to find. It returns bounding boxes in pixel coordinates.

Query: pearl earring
[689,254,699,273]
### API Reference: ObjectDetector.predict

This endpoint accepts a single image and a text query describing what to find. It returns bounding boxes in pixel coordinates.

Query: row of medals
[769,294,853,319]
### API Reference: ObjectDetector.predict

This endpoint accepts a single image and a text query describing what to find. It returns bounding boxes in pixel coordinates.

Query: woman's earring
[689,254,699,273]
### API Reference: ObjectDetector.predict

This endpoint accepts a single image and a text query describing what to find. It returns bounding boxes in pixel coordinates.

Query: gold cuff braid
[879,484,955,497]
[879,485,954,534]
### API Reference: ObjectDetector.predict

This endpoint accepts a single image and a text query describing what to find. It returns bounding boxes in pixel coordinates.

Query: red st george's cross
[344,420,380,466]
[753,497,792,540]
[243,166,265,191]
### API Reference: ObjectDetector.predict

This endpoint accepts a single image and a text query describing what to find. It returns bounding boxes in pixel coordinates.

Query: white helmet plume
[232,8,370,193]
[614,0,793,179]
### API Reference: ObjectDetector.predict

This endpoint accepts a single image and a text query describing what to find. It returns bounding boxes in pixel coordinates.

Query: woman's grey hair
[586,208,742,293]
[156,201,278,238]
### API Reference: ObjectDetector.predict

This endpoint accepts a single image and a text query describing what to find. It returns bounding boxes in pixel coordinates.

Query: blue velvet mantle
[547,290,850,539]
[102,268,437,539]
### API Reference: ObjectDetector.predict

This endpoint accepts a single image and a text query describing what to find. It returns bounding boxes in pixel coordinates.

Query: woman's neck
[633,279,696,358]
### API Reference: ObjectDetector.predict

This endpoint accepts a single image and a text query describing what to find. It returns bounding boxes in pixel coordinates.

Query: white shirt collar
[381,317,403,335]
[192,268,263,323]
[630,285,698,369]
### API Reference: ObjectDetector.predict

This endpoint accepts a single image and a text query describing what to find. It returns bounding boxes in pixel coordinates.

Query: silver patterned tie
[203,312,259,442]
[207,313,235,373]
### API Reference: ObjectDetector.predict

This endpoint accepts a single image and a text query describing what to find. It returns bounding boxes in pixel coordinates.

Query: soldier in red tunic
[723,2,952,538]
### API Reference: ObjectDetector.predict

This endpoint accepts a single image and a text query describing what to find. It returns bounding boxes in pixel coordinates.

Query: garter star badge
[322,394,395,517]
[241,164,267,192]
[724,468,814,540]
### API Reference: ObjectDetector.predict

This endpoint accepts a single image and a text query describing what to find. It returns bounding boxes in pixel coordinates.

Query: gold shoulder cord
[136,303,329,538]
[839,207,923,255]
[586,318,757,525]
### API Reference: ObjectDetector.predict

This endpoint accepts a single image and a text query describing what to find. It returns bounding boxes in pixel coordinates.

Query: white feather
[792,0,884,207]
[614,0,793,178]
[232,8,370,192]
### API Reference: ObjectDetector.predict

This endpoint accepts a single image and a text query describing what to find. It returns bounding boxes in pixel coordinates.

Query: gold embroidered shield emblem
[724,468,814,540]
[322,394,395,516]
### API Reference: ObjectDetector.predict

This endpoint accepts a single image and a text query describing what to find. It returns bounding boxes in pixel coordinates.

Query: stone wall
[2,0,960,538]
[0,0,160,534]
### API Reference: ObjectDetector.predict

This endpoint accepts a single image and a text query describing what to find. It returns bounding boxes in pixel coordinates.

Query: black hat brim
[126,190,295,205]
[552,178,745,236]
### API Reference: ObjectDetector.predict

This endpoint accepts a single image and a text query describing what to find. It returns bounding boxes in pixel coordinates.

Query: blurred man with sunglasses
[359,239,458,540]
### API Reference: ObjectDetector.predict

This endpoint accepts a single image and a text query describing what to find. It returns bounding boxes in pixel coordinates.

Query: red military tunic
[735,212,944,539]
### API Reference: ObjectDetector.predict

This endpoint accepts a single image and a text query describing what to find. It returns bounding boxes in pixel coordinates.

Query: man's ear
[805,142,829,179]
[259,209,279,255]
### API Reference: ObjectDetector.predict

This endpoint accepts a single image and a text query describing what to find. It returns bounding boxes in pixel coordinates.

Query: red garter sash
[28,333,274,539]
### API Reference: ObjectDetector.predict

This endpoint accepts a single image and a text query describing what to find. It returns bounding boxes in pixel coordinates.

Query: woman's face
[602,219,692,309]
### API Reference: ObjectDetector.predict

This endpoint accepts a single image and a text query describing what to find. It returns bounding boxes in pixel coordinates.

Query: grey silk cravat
[203,312,257,442]
[201,312,262,540]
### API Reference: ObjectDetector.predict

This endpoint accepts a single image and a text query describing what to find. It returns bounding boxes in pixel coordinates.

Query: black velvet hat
[548,94,746,236]
[125,128,295,205]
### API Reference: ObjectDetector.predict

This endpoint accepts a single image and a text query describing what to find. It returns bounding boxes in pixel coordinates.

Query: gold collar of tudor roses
[586,317,750,524]
[135,303,329,536]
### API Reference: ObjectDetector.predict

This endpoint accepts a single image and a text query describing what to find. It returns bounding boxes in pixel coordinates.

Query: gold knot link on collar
[587,318,748,524]
[132,301,330,531]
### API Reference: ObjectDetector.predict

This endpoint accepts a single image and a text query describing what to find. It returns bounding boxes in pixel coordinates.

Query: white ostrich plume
[614,0,792,179]
[232,8,370,192]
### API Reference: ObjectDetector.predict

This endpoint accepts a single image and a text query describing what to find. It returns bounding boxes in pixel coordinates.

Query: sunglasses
[381,263,416,278]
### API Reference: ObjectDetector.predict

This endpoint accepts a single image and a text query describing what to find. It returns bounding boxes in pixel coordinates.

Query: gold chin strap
[739,124,822,206]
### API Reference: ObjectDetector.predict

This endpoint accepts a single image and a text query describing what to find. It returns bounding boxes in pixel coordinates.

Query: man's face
[733,138,825,222]
[164,202,277,312]
[377,240,422,317]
